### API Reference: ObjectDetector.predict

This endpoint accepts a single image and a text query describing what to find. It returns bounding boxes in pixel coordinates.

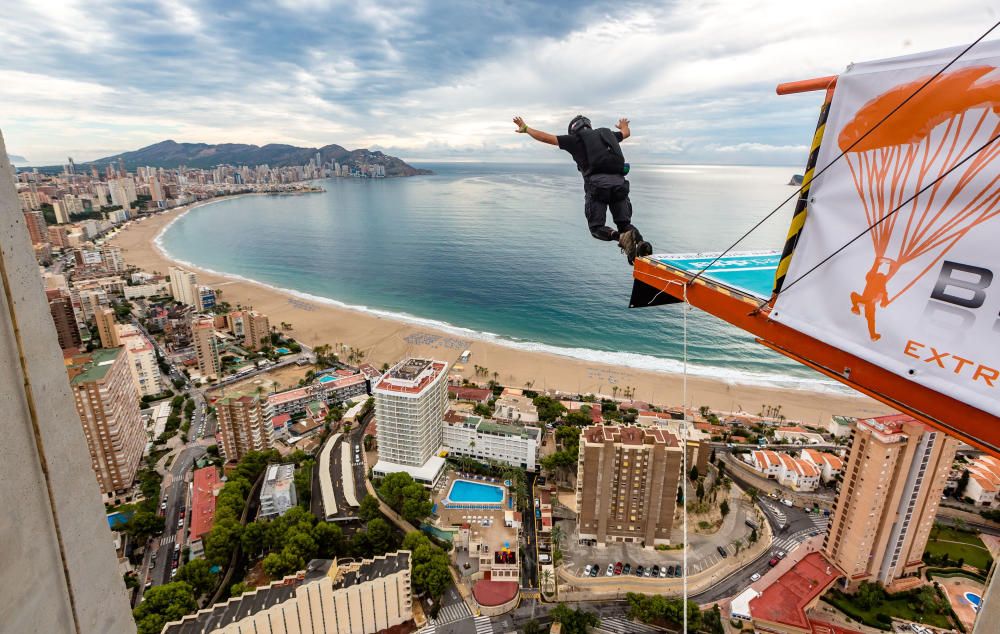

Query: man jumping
[513,114,652,264]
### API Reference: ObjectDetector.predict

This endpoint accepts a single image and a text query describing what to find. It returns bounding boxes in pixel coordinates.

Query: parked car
[644,567,652,577]
[539,554,551,564]
[781,499,794,508]
[584,564,592,576]
[622,563,631,575]
[606,564,614,577]
[717,546,728,558]
[674,565,682,577]
[613,562,623,575]
[634,565,643,577]
[666,565,674,577]
[751,573,761,582]
[776,550,786,559]
[768,557,779,567]
[590,565,599,577]
[651,565,660,577]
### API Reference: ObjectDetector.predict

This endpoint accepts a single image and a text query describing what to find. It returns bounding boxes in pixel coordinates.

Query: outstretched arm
[513,116,558,146]
[616,117,631,140]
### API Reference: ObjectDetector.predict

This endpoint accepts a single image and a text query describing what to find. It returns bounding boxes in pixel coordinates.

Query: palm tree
[550,524,563,550]
[540,569,555,595]
[612,386,619,399]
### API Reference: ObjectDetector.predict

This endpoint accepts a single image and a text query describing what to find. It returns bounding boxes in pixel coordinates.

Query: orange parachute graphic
[837,65,1000,340]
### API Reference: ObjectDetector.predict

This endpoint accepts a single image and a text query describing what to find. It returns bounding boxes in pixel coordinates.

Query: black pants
[584,175,634,241]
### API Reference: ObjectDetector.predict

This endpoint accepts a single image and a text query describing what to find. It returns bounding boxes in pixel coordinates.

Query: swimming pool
[444,479,505,508]
[275,347,291,355]
[965,592,982,611]
[318,375,335,383]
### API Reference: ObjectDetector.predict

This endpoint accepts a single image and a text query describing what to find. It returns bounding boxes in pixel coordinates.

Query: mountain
[7,154,27,165]
[74,140,431,176]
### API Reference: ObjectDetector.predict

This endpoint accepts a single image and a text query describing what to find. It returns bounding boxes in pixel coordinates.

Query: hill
[68,140,430,176]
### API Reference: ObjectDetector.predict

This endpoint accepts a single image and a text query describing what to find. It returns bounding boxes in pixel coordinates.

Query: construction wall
[0,130,135,632]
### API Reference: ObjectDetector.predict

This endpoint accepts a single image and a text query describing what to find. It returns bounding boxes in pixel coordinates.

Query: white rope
[682,281,689,634]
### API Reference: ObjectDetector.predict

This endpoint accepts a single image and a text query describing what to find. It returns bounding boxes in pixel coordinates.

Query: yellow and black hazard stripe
[771,91,833,296]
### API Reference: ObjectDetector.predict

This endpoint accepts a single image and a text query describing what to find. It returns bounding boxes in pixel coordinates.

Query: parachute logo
[839,66,1000,341]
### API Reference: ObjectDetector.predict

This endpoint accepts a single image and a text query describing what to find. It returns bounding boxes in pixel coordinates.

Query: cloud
[0,0,996,164]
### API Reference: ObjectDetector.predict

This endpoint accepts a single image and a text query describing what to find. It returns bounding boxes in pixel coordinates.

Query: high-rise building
[100,244,125,273]
[823,414,959,588]
[372,358,449,486]
[22,209,48,244]
[577,424,683,547]
[244,310,270,351]
[1,127,134,632]
[66,348,145,499]
[94,306,120,348]
[162,552,413,634]
[46,288,82,351]
[215,392,270,462]
[192,314,220,381]
[109,177,137,208]
[118,323,163,397]
[197,284,216,311]
[169,265,199,306]
[53,198,71,224]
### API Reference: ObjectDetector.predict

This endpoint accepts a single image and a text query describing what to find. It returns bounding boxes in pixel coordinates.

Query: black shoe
[619,229,649,265]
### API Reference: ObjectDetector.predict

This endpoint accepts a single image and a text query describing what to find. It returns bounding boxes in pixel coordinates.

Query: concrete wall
[0,130,135,632]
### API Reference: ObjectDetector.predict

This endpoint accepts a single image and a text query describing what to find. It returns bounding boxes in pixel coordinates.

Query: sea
[158,162,844,393]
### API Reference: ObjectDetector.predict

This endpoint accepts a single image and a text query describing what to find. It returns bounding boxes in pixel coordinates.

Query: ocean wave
[156,201,851,396]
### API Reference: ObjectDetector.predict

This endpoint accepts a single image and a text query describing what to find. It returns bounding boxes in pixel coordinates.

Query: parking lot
[559,489,762,581]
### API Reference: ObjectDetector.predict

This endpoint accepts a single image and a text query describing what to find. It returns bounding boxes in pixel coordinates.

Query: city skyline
[1,1,994,166]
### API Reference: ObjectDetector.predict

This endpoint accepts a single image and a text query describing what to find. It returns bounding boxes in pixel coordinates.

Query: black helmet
[568,115,591,135]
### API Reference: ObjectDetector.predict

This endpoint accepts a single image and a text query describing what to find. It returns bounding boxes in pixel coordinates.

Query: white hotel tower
[372,358,449,486]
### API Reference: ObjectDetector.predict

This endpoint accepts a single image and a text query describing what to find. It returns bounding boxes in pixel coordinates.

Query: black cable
[772,130,1000,298]
[687,20,1000,285]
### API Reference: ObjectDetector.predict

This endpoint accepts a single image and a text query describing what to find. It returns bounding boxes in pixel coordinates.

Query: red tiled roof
[473,580,519,606]
[750,552,840,630]
[271,413,291,429]
[190,467,223,541]
[449,386,493,402]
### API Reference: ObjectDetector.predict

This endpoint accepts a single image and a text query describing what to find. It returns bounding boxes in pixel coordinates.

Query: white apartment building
[117,323,163,397]
[493,393,539,424]
[800,448,845,483]
[443,412,541,471]
[773,426,826,445]
[259,463,297,518]
[964,455,1000,507]
[168,266,199,307]
[373,358,449,486]
[744,449,822,492]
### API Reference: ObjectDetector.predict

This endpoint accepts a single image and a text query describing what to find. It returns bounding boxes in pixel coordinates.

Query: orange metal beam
[633,256,1000,455]
[776,75,838,95]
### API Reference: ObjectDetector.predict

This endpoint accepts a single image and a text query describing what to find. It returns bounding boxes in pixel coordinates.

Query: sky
[1,0,996,166]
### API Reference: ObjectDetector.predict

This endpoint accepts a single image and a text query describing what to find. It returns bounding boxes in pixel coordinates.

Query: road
[137,443,207,600]
[522,472,538,590]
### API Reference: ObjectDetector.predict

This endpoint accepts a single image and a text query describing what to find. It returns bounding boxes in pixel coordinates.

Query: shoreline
[112,203,893,425]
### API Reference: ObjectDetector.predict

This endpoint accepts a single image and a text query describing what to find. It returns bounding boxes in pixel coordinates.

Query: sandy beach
[111,202,892,426]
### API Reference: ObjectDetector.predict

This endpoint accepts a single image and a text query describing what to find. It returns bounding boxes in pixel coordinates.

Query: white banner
[772,41,1000,419]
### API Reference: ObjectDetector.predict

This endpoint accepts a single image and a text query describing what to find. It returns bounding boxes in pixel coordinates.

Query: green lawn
[925,526,993,570]
[824,590,954,631]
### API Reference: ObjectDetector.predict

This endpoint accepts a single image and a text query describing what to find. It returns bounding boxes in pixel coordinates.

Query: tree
[175,558,216,597]
[132,582,197,634]
[956,469,970,498]
[522,619,542,634]
[262,550,304,579]
[366,518,394,555]
[204,517,243,567]
[379,472,433,523]
[403,532,452,601]
[696,480,705,501]
[230,582,252,597]
[359,494,382,522]
[241,521,268,559]
[541,568,555,594]
[126,509,166,543]
[532,395,567,423]
[719,500,730,518]
[550,603,600,634]
[856,581,884,610]
[688,465,699,482]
